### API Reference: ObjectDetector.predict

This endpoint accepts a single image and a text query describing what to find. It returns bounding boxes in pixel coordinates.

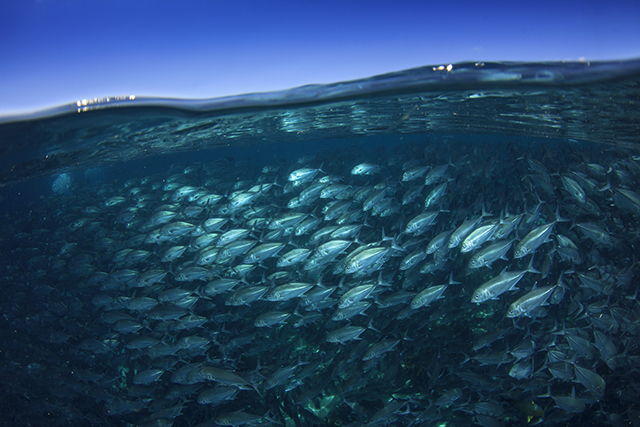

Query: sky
[1,0,639,116]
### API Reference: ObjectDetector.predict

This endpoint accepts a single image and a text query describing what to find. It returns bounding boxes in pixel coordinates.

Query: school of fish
[1,138,640,427]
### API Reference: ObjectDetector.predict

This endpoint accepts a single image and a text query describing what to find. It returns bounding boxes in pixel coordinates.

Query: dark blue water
[0,60,639,427]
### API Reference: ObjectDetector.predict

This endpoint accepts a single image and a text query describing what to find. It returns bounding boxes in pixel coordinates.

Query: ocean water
[0,60,639,426]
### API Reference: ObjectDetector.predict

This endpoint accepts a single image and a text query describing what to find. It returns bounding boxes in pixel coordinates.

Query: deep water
[1,60,640,427]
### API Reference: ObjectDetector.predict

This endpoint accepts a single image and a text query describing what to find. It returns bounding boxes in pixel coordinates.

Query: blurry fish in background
[52,172,73,195]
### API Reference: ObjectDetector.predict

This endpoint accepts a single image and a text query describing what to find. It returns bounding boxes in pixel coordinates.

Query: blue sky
[1,0,639,116]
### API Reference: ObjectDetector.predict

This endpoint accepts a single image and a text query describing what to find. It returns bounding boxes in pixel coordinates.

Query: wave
[0,59,639,185]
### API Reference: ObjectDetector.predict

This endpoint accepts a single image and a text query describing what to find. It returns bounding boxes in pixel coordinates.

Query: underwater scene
[1,60,640,427]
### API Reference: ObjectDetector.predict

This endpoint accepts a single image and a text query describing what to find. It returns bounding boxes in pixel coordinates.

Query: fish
[4,131,640,427]
[351,163,382,175]
[468,239,514,269]
[473,327,512,351]
[448,212,487,249]
[402,165,431,181]
[399,249,428,270]
[424,182,447,209]
[492,213,523,240]
[424,163,452,186]
[214,411,268,426]
[197,366,257,392]
[362,338,401,361]
[132,368,164,385]
[264,282,314,301]
[402,185,425,205]
[263,358,307,390]
[552,391,586,414]
[561,175,587,203]
[288,165,323,182]
[254,311,292,327]
[460,222,499,253]
[276,248,312,267]
[508,358,533,379]
[242,242,286,264]
[506,284,557,318]
[196,387,239,405]
[471,257,540,303]
[338,283,376,308]
[575,222,616,247]
[344,247,390,274]
[426,229,453,254]
[326,326,367,344]
[513,211,564,258]
[573,365,606,397]
[332,301,372,321]
[410,275,459,309]
[225,286,269,306]
[405,211,439,235]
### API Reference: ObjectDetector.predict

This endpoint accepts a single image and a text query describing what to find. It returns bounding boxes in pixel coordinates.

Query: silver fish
[265,282,314,301]
[506,285,557,318]
[471,257,539,303]
[410,284,447,309]
[468,239,514,269]
[351,162,382,175]
[276,248,312,267]
[326,326,366,344]
[460,222,498,253]
[254,311,292,327]
[402,165,430,181]
[362,339,401,361]
[405,211,439,235]
[197,387,238,405]
[513,221,556,259]
[338,284,376,308]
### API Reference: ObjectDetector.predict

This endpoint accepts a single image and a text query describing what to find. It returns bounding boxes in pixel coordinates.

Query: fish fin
[297,355,310,367]
[380,226,391,242]
[194,285,211,300]
[555,205,569,223]
[447,272,462,285]
[377,271,393,287]
[556,271,570,289]
[598,180,612,193]
[480,203,493,218]
[460,352,471,365]
[286,232,299,248]
[402,331,414,341]
[251,382,264,397]
[526,255,541,274]
[363,212,373,228]
[391,235,407,252]
[537,385,552,398]
[367,318,381,333]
